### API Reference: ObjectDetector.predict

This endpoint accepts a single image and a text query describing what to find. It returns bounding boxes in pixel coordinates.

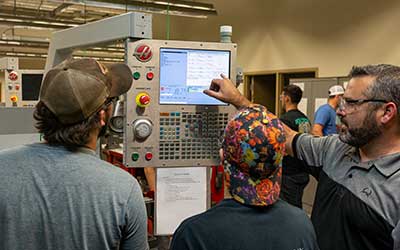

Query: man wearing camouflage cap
[0,58,148,250]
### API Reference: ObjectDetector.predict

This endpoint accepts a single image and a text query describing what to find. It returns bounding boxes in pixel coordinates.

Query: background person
[311,85,344,136]
[279,85,311,208]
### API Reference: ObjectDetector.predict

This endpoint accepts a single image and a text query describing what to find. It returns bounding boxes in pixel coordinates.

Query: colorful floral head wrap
[222,104,285,206]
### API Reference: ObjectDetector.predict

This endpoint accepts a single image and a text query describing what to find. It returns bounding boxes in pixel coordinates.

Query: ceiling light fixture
[0,51,124,62]
[48,0,217,18]
[0,38,125,54]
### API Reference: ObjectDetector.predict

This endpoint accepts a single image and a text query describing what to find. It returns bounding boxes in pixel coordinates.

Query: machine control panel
[124,39,237,168]
[1,69,43,107]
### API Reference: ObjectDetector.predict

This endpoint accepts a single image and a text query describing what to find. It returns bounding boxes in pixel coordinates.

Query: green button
[133,72,141,80]
[131,152,139,161]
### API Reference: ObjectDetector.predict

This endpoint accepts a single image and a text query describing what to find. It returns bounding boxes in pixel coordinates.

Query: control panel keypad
[159,141,180,160]
[159,111,229,161]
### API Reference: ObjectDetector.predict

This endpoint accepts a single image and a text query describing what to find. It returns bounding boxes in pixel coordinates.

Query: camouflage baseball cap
[222,104,286,206]
[40,58,132,124]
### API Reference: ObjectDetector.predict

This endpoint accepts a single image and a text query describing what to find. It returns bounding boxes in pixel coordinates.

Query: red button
[139,95,150,105]
[146,72,154,80]
[145,152,153,161]
[15,85,20,90]
[10,96,18,102]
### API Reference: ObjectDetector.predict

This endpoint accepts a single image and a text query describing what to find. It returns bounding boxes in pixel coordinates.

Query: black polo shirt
[170,199,319,250]
[294,134,400,250]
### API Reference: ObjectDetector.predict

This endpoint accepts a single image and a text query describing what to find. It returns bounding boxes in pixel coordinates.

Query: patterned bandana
[222,104,285,206]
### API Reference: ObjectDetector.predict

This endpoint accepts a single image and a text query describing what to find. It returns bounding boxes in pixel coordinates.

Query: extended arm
[311,124,324,137]
[203,74,251,109]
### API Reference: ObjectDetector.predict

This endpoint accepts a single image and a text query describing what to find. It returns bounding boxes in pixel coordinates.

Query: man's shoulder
[280,111,290,120]
[274,199,309,217]
[176,200,233,232]
[290,110,310,123]
[317,104,336,116]
[272,200,315,232]
[0,143,40,159]
[0,143,136,186]
[316,103,330,112]
[179,207,215,229]
[172,210,208,244]
[314,104,333,123]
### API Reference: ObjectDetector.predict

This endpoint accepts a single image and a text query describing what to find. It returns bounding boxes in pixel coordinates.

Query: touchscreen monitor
[159,48,230,105]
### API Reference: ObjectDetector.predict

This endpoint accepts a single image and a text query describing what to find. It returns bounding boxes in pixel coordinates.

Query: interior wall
[160,0,400,77]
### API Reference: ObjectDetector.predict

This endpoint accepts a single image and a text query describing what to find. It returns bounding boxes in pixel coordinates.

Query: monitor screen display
[159,48,230,105]
[22,74,43,101]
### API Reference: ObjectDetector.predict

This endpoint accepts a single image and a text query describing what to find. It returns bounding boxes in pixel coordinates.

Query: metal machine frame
[45,12,152,70]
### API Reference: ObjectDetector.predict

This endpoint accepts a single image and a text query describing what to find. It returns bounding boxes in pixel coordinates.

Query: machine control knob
[136,93,151,107]
[10,95,18,103]
[132,119,153,140]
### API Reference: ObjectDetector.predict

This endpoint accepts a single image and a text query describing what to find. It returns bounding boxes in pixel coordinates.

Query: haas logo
[8,71,18,81]
[133,44,152,62]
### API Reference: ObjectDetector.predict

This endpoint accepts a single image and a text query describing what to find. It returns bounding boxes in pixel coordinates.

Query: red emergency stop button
[145,152,153,161]
[136,92,150,107]
[140,95,150,105]
[146,72,154,80]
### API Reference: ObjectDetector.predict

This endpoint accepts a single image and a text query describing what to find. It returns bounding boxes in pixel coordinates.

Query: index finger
[211,78,223,86]
[220,73,228,79]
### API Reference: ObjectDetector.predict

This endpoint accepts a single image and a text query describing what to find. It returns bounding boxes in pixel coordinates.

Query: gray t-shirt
[0,143,149,250]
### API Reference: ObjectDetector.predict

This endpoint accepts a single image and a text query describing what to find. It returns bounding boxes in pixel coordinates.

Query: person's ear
[283,95,289,103]
[381,102,397,124]
[99,110,107,126]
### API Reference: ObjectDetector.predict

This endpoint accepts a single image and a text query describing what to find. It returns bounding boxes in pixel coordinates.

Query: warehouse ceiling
[0,0,217,62]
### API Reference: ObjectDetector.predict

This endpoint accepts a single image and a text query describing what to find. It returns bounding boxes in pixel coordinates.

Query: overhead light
[153,1,170,5]
[0,40,22,46]
[32,20,76,27]
[0,51,124,62]
[3,52,46,58]
[0,38,125,55]
[152,0,215,10]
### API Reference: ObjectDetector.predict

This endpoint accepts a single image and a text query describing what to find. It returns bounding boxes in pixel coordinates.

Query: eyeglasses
[339,98,388,111]
[104,96,119,108]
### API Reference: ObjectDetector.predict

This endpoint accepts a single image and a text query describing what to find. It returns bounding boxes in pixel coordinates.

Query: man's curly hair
[34,101,105,151]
